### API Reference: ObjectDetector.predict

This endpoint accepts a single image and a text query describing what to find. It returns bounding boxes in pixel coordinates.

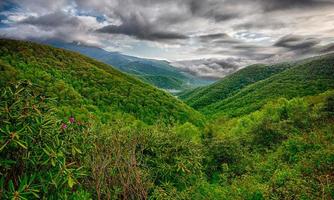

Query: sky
[0,0,334,78]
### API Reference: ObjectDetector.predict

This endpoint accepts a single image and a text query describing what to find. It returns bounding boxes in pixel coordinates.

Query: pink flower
[61,123,67,130]
[69,116,75,124]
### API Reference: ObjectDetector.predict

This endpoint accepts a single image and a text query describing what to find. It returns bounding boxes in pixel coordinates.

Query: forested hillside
[0,39,203,125]
[179,63,293,109]
[182,54,334,117]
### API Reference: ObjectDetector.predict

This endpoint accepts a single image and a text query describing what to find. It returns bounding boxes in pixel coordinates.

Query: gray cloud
[274,35,320,50]
[172,57,244,78]
[198,33,230,41]
[19,11,80,28]
[196,33,241,50]
[96,13,188,41]
[258,0,334,11]
[188,0,239,22]
[235,21,285,30]
[320,43,334,53]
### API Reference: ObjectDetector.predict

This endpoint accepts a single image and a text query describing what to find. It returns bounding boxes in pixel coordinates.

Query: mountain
[181,53,334,117]
[43,40,214,93]
[0,38,203,125]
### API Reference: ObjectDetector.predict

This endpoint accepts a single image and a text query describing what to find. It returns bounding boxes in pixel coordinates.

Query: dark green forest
[0,39,333,199]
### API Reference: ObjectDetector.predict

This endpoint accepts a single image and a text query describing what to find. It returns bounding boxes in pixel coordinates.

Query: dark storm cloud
[258,0,334,11]
[232,44,261,50]
[225,45,277,60]
[96,13,188,41]
[235,21,285,30]
[195,35,275,59]
[0,0,16,11]
[19,11,80,28]
[238,51,276,60]
[274,35,320,50]
[188,0,239,22]
[198,33,229,41]
[197,33,241,46]
[93,0,238,41]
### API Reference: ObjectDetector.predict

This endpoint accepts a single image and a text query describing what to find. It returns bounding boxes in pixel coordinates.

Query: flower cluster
[60,116,76,130]
[69,116,75,124]
[61,123,67,130]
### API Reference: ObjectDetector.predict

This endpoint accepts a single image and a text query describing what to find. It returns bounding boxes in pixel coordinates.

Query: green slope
[179,63,293,109]
[140,74,184,91]
[182,54,334,117]
[0,39,203,125]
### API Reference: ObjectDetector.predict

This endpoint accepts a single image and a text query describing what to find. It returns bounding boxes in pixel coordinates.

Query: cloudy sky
[1,0,334,78]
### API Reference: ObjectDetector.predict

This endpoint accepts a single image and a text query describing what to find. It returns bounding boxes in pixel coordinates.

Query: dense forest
[0,39,333,199]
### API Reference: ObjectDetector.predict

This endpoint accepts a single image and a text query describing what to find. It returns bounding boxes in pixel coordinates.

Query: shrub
[84,122,149,200]
[0,81,89,199]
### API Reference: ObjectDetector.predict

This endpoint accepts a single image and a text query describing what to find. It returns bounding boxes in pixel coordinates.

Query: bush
[0,81,89,199]
[84,122,149,200]
[144,126,204,198]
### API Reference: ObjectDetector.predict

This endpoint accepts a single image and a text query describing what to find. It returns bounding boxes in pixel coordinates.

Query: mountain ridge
[181,53,334,117]
[42,39,214,92]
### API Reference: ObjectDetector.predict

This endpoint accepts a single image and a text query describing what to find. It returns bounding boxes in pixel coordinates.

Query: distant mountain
[42,40,214,93]
[180,53,334,117]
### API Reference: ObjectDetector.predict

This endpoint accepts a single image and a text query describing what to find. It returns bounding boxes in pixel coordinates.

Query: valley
[0,39,333,199]
[43,40,215,93]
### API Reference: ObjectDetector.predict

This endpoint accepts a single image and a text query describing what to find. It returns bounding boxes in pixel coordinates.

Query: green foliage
[85,122,207,200]
[174,122,201,142]
[324,93,334,116]
[141,75,184,90]
[203,91,334,199]
[0,81,89,199]
[84,122,149,200]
